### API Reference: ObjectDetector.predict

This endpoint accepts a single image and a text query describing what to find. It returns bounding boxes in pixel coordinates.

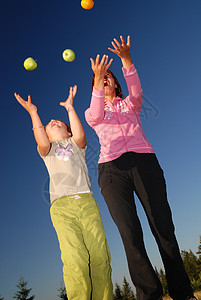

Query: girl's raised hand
[14,93,37,114]
[108,35,131,59]
[90,54,113,79]
[60,85,77,111]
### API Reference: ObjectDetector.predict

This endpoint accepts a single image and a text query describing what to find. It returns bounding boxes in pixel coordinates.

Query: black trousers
[98,152,193,300]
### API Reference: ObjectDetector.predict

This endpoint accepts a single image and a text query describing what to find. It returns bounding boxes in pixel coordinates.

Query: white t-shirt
[39,137,92,204]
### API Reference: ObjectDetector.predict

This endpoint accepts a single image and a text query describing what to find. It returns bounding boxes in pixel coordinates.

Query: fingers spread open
[14,93,24,103]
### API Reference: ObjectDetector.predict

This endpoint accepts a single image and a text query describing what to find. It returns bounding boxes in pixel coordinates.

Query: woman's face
[104,72,117,96]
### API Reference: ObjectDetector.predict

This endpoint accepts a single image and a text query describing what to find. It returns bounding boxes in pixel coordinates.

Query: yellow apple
[23,57,37,71]
[62,49,75,62]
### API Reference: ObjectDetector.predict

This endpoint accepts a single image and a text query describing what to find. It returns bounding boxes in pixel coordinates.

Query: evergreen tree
[121,277,136,300]
[193,236,201,291]
[158,268,168,295]
[196,235,201,274]
[113,282,123,300]
[190,272,201,292]
[196,235,201,257]
[13,276,35,300]
[0,296,4,300]
[155,267,168,296]
[181,250,200,282]
[154,267,159,279]
[58,282,68,300]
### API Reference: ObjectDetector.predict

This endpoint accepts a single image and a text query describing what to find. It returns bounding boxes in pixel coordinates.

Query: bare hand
[14,93,37,114]
[90,54,113,79]
[108,35,131,59]
[60,85,77,111]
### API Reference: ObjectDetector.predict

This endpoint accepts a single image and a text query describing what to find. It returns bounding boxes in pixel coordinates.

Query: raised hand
[108,35,132,68]
[60,85,77,111]
[90,54,113,90]
[14,93,37,115]
[90,54,113,79]
[108,35,131,59]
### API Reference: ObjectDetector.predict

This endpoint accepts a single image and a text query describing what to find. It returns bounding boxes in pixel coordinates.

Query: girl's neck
[104,93,116,103]
[50,132,70,142]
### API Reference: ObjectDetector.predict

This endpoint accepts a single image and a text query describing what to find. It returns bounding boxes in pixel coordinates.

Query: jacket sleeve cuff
[122,64,136,77]
[92,87,105,98]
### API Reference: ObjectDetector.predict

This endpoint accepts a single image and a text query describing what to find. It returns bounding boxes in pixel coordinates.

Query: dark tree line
[1,236,201,299]
[113,277,136,300]
[57,277,136,300]
[155,235,201,296]
[113,236,201,298]
[5,276,35,300]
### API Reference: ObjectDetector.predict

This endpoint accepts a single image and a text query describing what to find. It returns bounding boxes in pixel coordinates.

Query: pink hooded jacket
[85,64,154,164]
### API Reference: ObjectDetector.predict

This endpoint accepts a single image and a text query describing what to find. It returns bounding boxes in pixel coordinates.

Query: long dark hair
[92,70,123,98]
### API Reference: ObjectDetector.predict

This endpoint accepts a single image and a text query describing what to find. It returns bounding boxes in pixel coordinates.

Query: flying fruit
[62,49,75,62]
[23,57,37,71]
[81,0,94,10]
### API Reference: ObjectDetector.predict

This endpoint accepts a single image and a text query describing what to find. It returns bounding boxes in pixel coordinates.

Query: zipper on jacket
[112,102,129,153]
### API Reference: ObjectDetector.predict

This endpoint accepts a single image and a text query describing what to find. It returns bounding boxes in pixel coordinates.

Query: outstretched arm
[108,35,133,68]
[14,93,50,156]
[85,54,113,126]
[108,35,142,109]
[60,85,86,149]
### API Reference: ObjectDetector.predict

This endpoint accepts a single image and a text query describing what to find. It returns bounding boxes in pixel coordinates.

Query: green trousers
[50,193,113,300]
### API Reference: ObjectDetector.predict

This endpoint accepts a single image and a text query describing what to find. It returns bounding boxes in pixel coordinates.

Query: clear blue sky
[1,0,201,299]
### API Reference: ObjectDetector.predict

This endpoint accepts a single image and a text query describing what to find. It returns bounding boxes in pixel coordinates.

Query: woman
[85,35,195,300]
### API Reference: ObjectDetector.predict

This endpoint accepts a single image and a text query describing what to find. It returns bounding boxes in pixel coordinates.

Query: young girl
[85,36,196,300]
[14,85,113,300]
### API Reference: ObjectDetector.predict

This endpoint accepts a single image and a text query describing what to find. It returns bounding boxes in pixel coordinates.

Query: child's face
[45,120,71,141]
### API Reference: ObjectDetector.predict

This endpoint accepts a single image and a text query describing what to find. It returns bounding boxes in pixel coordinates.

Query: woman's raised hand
[14,93,37,115]
[108,35,132,68]
[90,54,113,79]
[108,35,131,59]
[90,54,113,90]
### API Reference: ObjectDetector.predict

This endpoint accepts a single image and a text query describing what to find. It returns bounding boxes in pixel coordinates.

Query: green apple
[23,57,37,71]
[62,49,75,62]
